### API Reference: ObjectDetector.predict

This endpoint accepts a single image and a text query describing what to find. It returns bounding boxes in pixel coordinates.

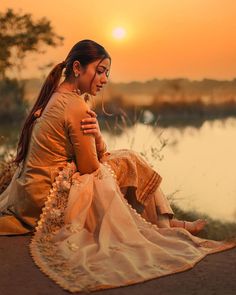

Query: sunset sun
[112,27,126,40]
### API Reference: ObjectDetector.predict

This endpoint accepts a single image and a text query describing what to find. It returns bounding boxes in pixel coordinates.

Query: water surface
[103,117,236,222]
[1,117,235,222]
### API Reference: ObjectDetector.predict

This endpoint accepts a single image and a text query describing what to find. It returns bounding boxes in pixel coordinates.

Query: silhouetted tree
[0,9,63,124]
[0,8,63,79]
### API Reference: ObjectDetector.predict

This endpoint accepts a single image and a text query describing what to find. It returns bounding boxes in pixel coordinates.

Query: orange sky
[1,0,236,82]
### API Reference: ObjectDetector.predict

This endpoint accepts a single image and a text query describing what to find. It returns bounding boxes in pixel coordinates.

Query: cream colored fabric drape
[30,162,236,293]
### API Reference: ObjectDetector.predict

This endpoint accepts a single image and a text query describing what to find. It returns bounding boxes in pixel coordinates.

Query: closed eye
[97,66,110,77]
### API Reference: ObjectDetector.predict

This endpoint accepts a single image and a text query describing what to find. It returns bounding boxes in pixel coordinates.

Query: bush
[0,78,28,122]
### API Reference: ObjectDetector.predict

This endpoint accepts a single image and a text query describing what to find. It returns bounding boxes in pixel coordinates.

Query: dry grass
[0,152,17,195]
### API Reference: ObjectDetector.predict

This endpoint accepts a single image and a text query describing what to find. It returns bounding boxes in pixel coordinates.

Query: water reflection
[103,117,236,222]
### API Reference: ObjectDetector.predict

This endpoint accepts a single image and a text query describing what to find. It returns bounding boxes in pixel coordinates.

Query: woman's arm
[81,110,107,160]
[95,134,107,160]
[65,98,100,174]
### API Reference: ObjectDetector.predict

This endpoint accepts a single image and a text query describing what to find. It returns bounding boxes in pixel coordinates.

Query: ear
[73,60,81,75]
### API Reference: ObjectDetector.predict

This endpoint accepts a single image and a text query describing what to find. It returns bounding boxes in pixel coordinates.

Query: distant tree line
[0,8,63,123]
[93,78,236,129]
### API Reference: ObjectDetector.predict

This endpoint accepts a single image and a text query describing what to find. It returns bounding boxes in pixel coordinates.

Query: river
[1,116,236,222]
[103,117,236,222]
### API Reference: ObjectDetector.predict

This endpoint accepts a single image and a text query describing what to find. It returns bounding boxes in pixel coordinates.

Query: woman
[0,40,235,292]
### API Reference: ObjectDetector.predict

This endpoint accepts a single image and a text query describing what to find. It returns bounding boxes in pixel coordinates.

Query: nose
[101,73,108,85]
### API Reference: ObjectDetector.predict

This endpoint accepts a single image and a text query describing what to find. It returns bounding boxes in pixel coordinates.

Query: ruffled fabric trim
[29,162,236,293]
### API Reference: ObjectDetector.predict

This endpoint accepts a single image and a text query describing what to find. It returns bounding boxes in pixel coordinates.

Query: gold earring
[74,72,79,78]
[84,93,90,102]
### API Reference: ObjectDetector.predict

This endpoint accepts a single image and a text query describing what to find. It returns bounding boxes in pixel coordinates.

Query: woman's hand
[81,110,107,159]
[81,110,102,140]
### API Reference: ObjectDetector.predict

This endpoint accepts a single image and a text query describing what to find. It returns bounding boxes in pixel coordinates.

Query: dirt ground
[0,235,235,295]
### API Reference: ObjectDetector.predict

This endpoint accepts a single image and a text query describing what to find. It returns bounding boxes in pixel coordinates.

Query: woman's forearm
[95,135,107,160]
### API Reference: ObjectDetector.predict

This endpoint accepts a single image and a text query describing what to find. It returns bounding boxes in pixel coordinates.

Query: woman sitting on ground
[0,39,233,293]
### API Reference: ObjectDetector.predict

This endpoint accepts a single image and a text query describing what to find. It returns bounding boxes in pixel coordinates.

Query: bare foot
[170,219,207,235]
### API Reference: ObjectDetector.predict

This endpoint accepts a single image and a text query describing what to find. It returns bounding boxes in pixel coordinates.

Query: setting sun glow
[112,27,126,40]
[1,0,236,82]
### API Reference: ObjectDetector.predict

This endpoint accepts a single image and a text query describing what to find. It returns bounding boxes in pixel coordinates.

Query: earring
[74,72,79,78]
[84,93,90,102]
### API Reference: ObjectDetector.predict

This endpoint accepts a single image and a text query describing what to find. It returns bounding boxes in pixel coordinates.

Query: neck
[58,80,82,95]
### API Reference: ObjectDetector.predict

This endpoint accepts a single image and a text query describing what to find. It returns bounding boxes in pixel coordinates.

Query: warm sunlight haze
[112,27,126,40]
[1,0,236,82]
[1,3,236,292]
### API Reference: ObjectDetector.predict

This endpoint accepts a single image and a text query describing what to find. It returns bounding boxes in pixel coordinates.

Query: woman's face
[78,58,111,96]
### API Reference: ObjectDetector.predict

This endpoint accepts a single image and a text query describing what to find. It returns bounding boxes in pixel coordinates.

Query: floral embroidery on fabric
[29,157,236,293]
[30,162,90,291]
[30,162,118,292]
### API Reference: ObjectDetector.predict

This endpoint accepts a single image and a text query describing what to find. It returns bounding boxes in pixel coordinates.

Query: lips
[96,85,103,91]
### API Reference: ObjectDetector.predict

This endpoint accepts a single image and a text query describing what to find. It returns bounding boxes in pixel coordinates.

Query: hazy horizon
[23,76,236,84]
[1,0,236,83]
